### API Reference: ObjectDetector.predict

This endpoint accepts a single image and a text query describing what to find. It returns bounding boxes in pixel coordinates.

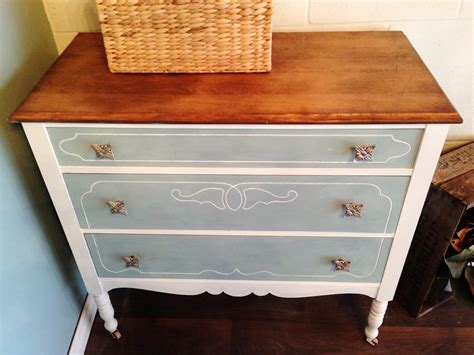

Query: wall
[42,0,473,141]
[0,0,86,353]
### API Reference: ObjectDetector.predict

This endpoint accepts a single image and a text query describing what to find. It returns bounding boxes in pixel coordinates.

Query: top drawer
[47,126,423,169]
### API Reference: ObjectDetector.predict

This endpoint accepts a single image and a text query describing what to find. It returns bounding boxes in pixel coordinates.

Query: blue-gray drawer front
[86,234,392,283]
[65,174,409,233]
[48,127,422,168]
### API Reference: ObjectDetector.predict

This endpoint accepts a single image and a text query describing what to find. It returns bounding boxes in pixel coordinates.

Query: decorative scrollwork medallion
[171,185,297,211]
[91,144,115,160]
[353,145,376,162]
[333,258,351,272]
[106,200,127,215]
[122,255,140,268]
[344,203,363,218]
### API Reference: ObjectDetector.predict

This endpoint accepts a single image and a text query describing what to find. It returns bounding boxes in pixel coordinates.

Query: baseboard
[68,294,97,355]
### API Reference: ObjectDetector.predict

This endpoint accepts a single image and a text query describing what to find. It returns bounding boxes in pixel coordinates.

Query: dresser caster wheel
[366,337,378,346]
[111,330,122,340]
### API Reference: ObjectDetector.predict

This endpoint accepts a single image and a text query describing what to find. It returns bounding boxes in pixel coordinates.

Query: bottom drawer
[86,234,392,283]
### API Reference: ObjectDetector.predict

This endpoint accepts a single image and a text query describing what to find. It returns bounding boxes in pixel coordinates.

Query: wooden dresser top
[11,31,461,124]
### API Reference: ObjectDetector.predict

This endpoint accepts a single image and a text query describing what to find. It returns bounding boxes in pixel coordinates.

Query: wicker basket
[95,0,272,73]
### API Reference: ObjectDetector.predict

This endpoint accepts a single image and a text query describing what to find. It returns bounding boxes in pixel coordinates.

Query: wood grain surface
[85,289,474,354]
[438,171,474,208]
[11,32,461,124]
[433,143,473,185]
[432,142,473,207]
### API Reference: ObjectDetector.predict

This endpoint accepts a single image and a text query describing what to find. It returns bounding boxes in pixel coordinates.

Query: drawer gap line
[61,166,414,176]
[82,229,394,238]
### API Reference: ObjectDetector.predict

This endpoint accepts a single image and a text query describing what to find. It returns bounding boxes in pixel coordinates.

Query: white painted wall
[42,0,473,140]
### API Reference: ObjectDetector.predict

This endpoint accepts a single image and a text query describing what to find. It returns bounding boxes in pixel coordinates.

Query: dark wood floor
[86,289,473,354]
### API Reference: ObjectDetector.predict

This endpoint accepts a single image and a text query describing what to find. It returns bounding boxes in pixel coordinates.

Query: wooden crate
[395,143,473,317]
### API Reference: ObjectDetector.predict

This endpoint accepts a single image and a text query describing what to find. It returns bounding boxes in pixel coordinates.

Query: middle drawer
[64,174,409,234]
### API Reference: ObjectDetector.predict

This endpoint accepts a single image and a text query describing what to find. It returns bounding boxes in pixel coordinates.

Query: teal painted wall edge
[0,1,87,354]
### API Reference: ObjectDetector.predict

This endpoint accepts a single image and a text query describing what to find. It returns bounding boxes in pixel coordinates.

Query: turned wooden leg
[365,299,388,346]
[93,292,121,339]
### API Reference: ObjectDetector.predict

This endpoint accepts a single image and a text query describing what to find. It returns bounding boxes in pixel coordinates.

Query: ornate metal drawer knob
[92,144,115,160]
[106,200,127,215]
[122,255,140,268]
[333,258,351,272]
[344,203,363,218]
[353,144,375,162]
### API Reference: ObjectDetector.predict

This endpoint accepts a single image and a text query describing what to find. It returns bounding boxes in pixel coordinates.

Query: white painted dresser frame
[23,122,449,345]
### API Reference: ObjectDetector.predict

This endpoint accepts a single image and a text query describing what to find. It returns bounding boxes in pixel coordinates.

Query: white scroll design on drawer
[80,180,393,233]
[89,234,386,280]
[170,185,298,211]
[82,180,393,279]
[58,132,411,164]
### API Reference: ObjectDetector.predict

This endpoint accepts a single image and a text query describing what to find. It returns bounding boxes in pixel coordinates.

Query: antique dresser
[11,32,462,345]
